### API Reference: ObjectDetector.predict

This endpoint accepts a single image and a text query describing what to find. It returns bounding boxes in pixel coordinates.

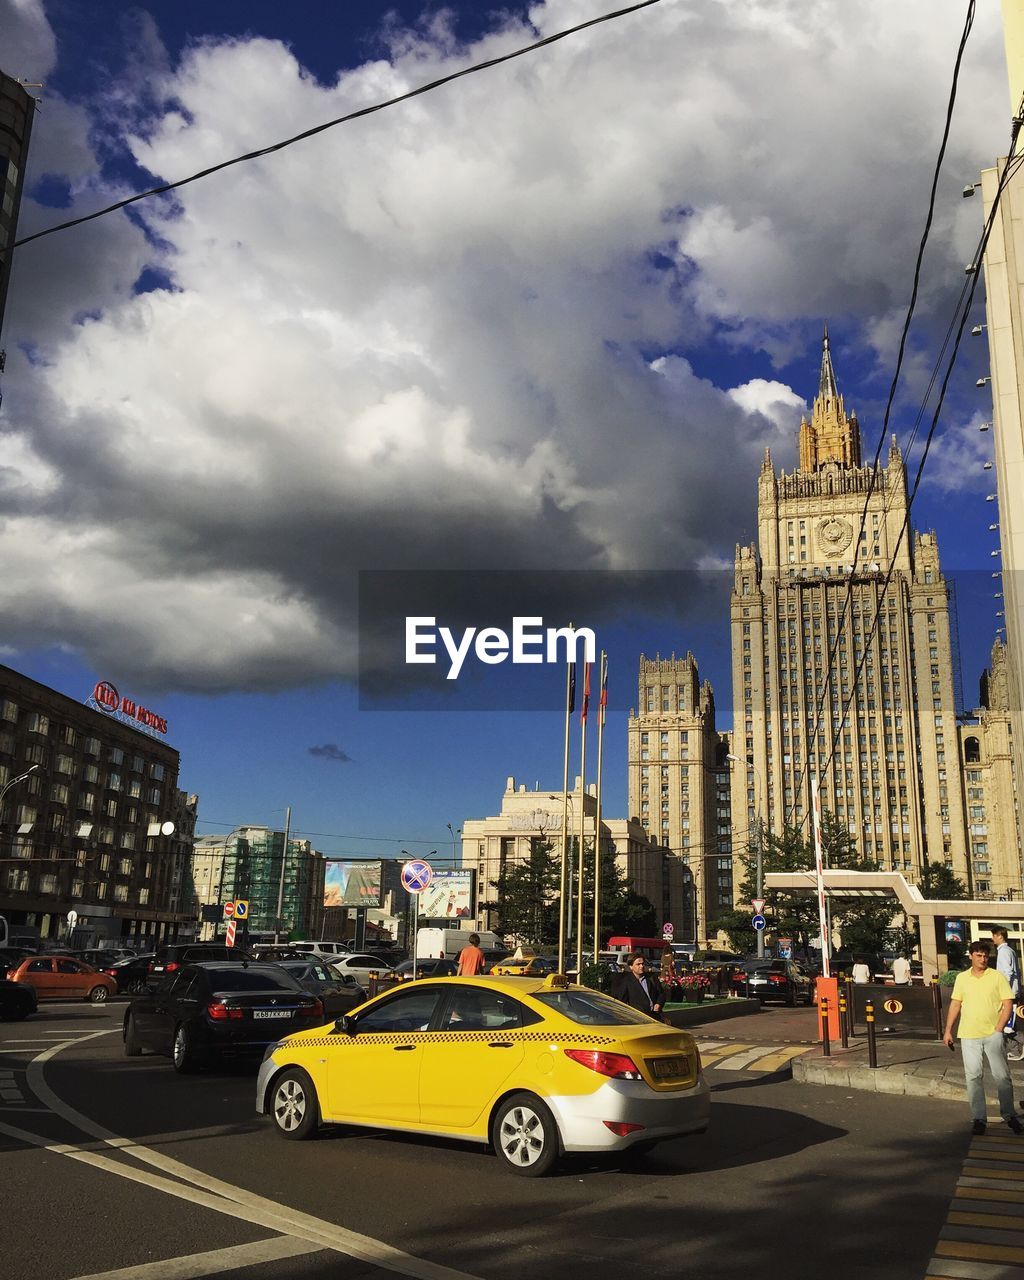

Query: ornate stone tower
[730,331,968,891]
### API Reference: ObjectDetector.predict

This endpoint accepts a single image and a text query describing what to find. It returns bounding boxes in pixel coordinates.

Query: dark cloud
[308,743,353,763]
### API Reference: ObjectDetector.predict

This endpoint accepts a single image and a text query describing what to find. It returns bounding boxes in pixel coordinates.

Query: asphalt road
[0,1000,972,1280]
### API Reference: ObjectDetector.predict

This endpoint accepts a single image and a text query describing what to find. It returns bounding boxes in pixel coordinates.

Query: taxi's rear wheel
[493,1092,559,1177]
[270,1068,319,1141]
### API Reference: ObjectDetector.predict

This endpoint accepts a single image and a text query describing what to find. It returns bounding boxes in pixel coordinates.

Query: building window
[26,712,49,735]
[83,737,100,756]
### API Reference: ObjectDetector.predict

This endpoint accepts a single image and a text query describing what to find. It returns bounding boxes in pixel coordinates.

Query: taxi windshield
[532,990,656,1026]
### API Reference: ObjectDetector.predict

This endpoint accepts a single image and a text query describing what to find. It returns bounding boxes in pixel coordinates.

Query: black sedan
[273,959,368,1017]
[100,953,157,995]
[731,959,815,1006]
[123,962,325,1072]
[389,958,458,982]
[0,979,36,1020]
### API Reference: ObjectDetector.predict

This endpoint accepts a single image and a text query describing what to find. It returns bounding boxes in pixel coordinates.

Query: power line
[9,0,666,255]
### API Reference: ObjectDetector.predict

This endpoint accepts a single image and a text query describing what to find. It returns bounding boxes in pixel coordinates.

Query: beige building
[958,640,1022,900]
[978,2,1024,866]
[625,654,732,941]
[731,334,969,885]
[460,776,685,938]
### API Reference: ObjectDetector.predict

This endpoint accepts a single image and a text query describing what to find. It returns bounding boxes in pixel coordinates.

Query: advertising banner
[324,861,383,908]
[417,869,475,919]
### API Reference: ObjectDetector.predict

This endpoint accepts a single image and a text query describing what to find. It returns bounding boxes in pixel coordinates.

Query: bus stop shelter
[763,869,1024,978]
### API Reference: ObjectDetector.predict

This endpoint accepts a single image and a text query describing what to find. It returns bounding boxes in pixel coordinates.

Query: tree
[919,863,968,900]
[484,839,560,945]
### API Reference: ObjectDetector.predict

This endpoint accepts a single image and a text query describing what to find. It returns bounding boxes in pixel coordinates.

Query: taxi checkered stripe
[292,1030,618,1048]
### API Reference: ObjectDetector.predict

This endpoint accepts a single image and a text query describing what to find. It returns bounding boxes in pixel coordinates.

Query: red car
[9,955,117,1003]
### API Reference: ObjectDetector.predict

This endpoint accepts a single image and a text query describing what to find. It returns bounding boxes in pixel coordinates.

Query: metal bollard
[838,989,849,1049]
[820,995,831,1057]
[931,977,943,1040]
[845,975,856,1034]
[368,970,379,997]
[866,999,878,1068]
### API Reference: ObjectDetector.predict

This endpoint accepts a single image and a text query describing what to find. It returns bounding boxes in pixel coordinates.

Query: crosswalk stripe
[948,1212,1024,1231]
[714,1046,784,1071]
[956,1186,1024,1205]
[697,1043,756,1064]
[746,1045,813,1072]
[935,1240,1024,1263]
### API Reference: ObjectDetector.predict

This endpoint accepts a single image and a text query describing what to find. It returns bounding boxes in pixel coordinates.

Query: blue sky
[0,1,1013,861]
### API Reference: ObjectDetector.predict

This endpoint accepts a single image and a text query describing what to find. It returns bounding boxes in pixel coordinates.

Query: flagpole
[557,637,575,975]
[576,661,591,979]
[593,652,607,964]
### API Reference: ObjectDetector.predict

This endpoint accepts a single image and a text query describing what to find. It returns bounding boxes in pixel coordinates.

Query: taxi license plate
[253,1010,292,1019]
[649,1055,688,1079]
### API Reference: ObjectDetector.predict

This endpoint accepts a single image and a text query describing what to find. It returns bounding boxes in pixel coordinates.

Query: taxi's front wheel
[270,1068,320,1141]
[493,1092,560,1177]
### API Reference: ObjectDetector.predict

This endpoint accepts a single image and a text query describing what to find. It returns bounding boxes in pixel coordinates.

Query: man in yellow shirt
[943,939,1022,1136]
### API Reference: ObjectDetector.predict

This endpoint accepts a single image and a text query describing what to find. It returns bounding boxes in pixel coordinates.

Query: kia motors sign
[87,680,168,738]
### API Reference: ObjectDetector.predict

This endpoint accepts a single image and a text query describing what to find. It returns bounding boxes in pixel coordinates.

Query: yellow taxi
[256,973,709,1176]
[489,954,558,977]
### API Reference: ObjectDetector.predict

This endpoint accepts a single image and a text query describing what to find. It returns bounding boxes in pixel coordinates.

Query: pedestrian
[455,933,486,976]
[851,958,871,984]
[991,926,1024,1061]
[891,954,912,985]
[943,939,1023,1135]
[610,953,664,1019]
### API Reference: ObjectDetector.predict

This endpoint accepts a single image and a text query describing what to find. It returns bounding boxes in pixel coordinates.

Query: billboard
[417,869,475,919]
[324,861,382,908]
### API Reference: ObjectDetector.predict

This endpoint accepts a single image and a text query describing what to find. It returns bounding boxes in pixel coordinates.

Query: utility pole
[756,812,765,960]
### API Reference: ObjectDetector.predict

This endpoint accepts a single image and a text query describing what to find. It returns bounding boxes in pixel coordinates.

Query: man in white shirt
[891,955,912,985]
[992,927,1023,1061]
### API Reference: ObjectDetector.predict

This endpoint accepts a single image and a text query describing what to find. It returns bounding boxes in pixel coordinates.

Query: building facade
[0,664,196,945]
[625,653,732,941]
[461,776,685,939]
[190,825,326,941]
[958,640,1022,899]
[0,70,35,349]
[730,336,970,886]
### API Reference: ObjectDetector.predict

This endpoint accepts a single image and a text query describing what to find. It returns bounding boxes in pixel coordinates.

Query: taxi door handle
[393,1044,416,1052]
[488,1041,514,1048]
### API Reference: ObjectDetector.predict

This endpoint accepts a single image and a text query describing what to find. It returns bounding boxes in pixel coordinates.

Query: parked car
[9,956,117,1003]
[329,953,396,984]
[0,947,33,980]
[390,958,458,981]
[74,948,136,969]
[100,953,157,995]
[123,962,326,1072]
[731,959,815,1006]
[289,941,352,960]
[272,960,368,1017]
[257,973,710,1175]
[0,979,36,1020]
[490,955,559,977]
[148,943,253,977]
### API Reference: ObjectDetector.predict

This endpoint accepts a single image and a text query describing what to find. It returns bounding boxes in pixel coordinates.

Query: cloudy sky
[0,0,1012,859]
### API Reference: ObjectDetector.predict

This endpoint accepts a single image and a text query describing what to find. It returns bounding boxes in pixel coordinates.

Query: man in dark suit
[610,954,664,1019]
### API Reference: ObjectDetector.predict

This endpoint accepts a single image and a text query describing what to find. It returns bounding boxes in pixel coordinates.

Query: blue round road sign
[751,913,766,931]
[401,859,434,894]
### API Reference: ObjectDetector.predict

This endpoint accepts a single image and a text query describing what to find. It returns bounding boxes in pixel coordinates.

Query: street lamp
[0,763,40,813]
[728,754,765,959]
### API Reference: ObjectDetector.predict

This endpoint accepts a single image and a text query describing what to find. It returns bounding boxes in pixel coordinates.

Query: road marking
[747,1045,814,1072]
[714,1046,783,1072]
[6,1032,482,1280]
[69,1236,321,1279]
[927,1121,1024,1276]
[694,1038,813,1073]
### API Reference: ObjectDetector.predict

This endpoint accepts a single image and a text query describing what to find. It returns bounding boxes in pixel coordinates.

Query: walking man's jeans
[961,1031,1014,1120]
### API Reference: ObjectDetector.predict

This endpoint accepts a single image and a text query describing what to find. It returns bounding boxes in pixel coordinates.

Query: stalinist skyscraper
[730,331,969,887]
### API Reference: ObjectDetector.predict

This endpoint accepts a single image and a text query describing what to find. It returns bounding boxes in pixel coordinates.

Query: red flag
[580,662,591,725]
[599,654,608,727]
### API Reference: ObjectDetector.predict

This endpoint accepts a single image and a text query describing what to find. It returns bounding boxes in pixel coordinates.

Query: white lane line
[714,1046,783,1071]
[18,1034,481,1280]
[70,1235,320,1280]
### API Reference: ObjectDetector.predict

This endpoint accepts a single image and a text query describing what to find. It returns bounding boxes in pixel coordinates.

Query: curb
[665,999,761,1028]
[792,1052,970,1101]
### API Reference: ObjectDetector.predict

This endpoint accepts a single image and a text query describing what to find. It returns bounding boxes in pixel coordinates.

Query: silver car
[329,952,396,984]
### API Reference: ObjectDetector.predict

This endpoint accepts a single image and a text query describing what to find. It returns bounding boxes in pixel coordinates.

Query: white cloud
[0,0,1010,688]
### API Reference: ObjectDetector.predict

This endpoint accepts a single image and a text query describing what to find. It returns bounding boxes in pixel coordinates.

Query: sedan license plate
[253,1009,292,1019]
[649,1055,689,1080]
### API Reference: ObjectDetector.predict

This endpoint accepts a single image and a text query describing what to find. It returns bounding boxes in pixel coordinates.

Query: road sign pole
[412,891,419,982]
[756,815,765,960]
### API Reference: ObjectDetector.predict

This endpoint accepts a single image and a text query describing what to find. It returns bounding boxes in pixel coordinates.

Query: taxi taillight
[564,1049,642,1081]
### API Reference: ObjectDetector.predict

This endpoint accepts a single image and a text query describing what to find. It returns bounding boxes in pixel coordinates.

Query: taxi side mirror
[336,1013,358,1037]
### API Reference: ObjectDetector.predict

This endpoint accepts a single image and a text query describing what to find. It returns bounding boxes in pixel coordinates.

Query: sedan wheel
[127,978,147,996]
[123,1012,143,1057]
[172,1024,199,1074]
[89,985,109,1004]
[493,1092,559,1177]
[270,1068,319,1140]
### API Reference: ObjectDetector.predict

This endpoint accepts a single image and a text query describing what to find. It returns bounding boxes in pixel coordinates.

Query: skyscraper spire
[818,323,839,404]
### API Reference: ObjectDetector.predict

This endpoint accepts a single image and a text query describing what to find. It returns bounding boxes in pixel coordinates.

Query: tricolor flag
[567,662,576,715]
[580,662,591,725]
[599,653,608,727]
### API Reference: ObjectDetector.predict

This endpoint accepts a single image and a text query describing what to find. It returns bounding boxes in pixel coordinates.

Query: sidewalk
[683,1002,1024,1102]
